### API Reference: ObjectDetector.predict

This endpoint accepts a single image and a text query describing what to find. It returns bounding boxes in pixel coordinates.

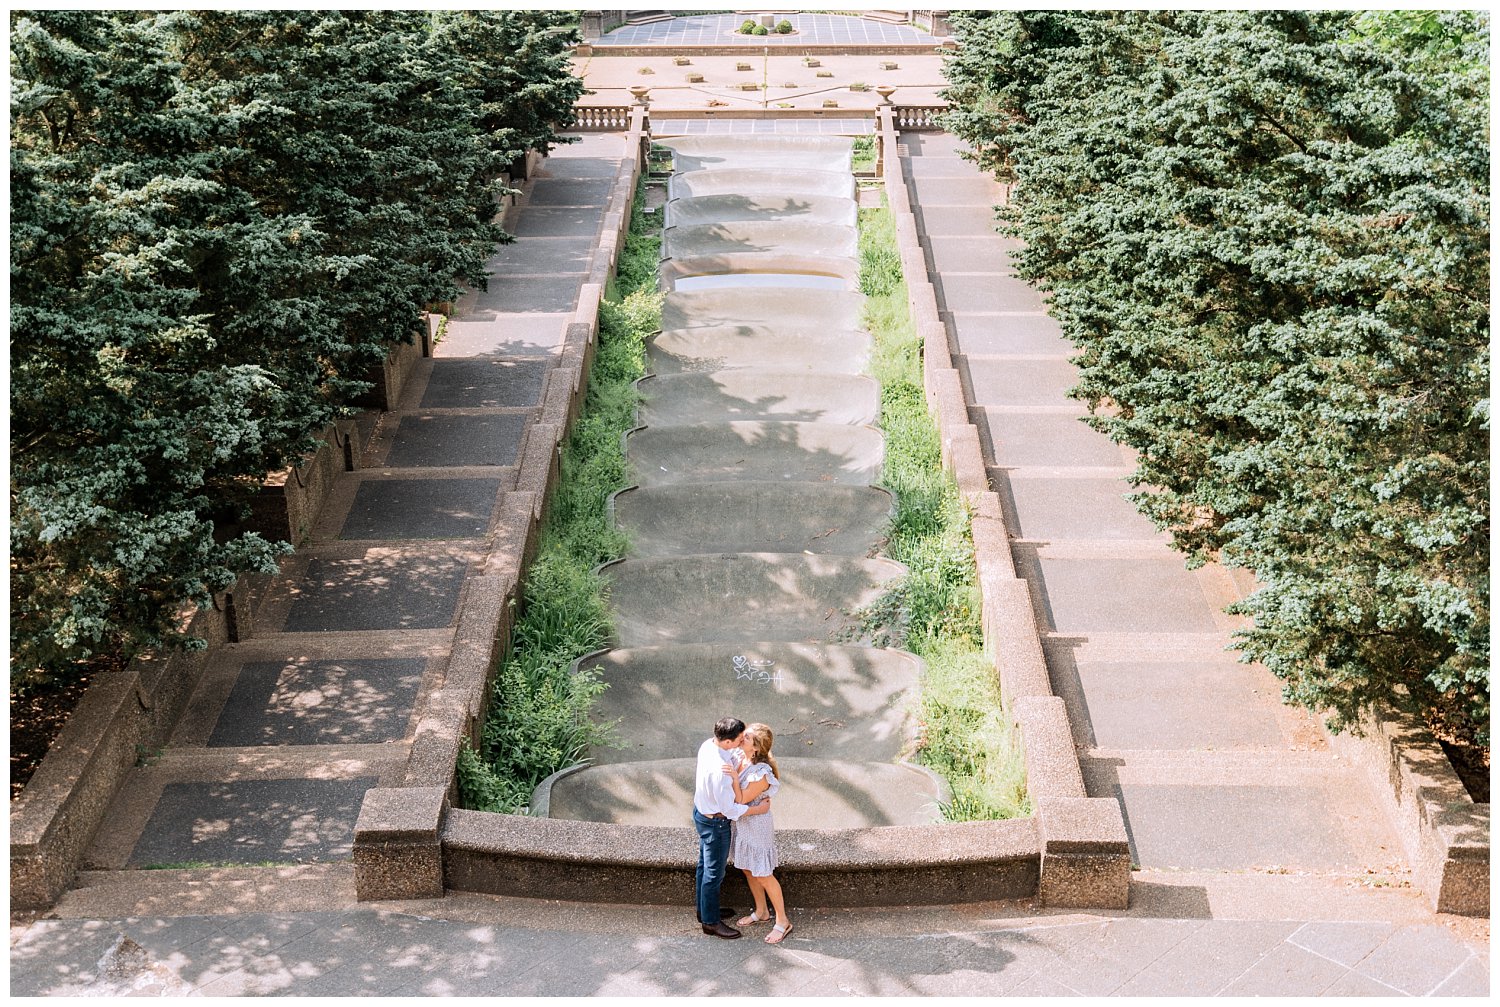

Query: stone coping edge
[1353,711,1490,917]
[352,110,653,903]
[877,107,1129,910]
[440,807,1038,908]
[7,327,430,910]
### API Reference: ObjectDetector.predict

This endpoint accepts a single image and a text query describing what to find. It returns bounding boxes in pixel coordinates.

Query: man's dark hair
[714,716,746,742]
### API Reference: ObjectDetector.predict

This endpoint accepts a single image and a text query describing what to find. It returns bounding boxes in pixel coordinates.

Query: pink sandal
[765,920,793,944]
[737,910,771,927]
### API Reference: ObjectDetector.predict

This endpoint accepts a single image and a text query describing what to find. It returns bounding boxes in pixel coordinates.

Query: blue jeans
[693,809,733,924]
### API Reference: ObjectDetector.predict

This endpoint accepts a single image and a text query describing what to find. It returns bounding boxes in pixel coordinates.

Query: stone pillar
[1036,797,1131,909]
[353,787,447,901]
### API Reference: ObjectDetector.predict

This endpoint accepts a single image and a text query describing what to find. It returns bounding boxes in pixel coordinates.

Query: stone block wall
[441,810,1040,908]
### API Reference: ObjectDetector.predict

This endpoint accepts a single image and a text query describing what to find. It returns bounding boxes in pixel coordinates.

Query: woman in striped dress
[724,723,792,944]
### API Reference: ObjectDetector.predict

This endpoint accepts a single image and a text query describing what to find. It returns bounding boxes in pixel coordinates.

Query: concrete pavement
[10,871,1487,996]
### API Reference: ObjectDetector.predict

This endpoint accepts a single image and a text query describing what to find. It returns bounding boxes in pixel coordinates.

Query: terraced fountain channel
[541,136,946,829]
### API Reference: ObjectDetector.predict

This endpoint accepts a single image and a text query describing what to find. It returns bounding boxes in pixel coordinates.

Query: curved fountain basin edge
[441,807,1040,907]
[528,758,953,825]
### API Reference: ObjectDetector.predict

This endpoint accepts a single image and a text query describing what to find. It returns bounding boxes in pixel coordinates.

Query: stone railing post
[354,787,447,901]
[1036,797,1132,909]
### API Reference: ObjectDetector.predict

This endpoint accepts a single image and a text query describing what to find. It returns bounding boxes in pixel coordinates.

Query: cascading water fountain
[536,135,947,828]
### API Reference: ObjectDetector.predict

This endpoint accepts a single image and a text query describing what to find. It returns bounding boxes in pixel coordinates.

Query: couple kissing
[692,716,792,944]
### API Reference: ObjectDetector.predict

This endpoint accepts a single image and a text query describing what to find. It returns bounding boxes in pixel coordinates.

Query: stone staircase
[56,135,633,886]
[541,135,945,829]
[898,129,1412,884]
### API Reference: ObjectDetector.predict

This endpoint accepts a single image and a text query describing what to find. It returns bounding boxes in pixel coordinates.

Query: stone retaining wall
[583,42,955,58]
[1219,574,1490,917]
[440,810,1040,908]
[1324,710,1488,917]
[247,420,362,550]
[877,106,1131,909]
[10,599,233,909]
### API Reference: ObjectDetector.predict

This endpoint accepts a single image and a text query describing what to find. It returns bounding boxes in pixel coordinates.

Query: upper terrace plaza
[575,12,949,117]
[600,11,935,46]
[9,12,1488,999]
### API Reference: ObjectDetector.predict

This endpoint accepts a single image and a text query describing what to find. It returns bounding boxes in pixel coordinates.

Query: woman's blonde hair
[744,722,779,779]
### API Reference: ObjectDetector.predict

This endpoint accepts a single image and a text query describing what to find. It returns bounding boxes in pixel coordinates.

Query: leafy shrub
[753,25,768,35]
[9,10,584,691]
[740,20,755,33]
[776,19,793,33]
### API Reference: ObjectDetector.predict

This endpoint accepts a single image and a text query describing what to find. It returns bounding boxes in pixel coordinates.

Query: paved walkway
[12,875,1488,996]
[66,133,628,876]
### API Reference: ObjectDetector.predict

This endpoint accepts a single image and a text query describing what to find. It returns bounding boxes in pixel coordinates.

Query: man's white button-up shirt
[693,737,749,819]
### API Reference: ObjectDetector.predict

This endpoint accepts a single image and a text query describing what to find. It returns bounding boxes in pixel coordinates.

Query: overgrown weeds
[459,179,663,814]
[854,203,1029,821]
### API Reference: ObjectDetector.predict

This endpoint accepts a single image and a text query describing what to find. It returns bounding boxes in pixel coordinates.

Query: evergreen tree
[10,10,585,687]
[942,10,1489,744]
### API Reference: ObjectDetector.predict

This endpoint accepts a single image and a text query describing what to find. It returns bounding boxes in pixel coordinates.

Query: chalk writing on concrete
[732,654,783,686]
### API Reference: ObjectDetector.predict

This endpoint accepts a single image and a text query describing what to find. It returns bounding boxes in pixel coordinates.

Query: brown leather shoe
[701,921,742,939]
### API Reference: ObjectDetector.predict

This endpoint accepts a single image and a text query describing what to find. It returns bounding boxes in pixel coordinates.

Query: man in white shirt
[694,716,771,938]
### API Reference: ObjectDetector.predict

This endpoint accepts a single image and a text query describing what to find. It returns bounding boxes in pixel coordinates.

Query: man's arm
[712,766,752,820]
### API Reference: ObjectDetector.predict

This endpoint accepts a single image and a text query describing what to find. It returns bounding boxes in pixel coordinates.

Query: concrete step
[601,552,906,646]
[539,757,946,828]
[648,325,870,375]
[613,482,894,557]
[638,371,880,425]
[657,135,853,173]
[668,167,855,202]
[1083,754,1408,874]
[663,220,858,261]
[665,193,858,229]
[661,251,857,292]
[52,864,356,918]
[626,421,884,487]
[576,641,922,763]
[664,287,865,331]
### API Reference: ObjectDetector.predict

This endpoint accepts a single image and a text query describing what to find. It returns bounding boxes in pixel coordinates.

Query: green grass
[460,180,663,815]
[852,135,877,174]
[856,203,1030,821]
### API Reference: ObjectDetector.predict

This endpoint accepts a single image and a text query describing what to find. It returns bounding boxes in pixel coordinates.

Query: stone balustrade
[892,104,946,130]
[574,105,636,131]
